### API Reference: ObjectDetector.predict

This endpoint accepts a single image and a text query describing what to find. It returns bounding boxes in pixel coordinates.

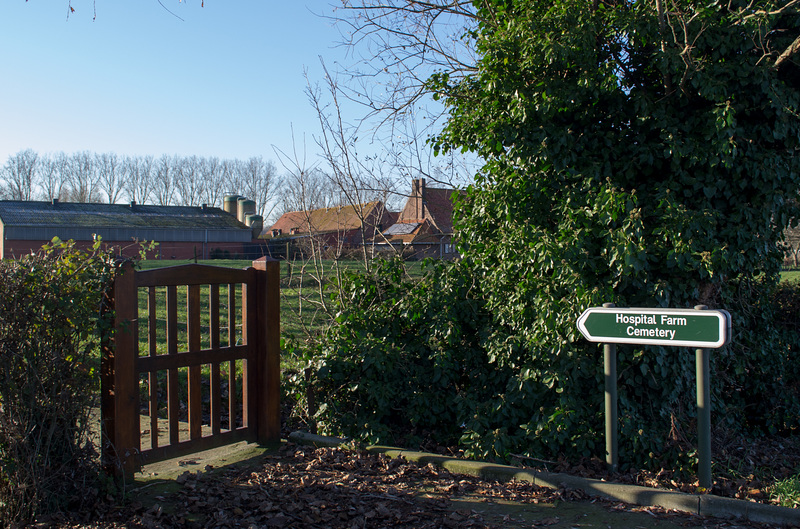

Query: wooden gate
[101,259,280,476]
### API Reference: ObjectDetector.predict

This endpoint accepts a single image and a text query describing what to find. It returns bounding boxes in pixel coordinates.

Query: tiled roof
[267,201,391,237]
[0,200,247,230]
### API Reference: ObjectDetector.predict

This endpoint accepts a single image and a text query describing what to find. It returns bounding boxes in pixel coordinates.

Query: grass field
[136,258,425,361]
[782,270,800,283]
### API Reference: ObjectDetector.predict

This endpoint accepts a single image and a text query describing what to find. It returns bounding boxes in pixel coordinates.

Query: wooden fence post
[252,257,281,444]
[102,261,141,478]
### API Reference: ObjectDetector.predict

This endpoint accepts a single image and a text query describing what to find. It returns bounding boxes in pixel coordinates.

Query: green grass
[771,474,800,508]
[781,270,800,283]
[137,257,425,342]
[138,258,254,270]
[135,257,426,369]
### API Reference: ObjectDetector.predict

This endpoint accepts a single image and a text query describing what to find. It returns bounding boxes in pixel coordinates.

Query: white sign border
[577,307,731,348]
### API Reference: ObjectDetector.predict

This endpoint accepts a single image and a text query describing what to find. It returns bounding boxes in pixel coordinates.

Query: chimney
[52,198,59,205]
[412,178,426,221]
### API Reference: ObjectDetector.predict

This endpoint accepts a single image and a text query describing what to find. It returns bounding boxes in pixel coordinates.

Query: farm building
[264,200,396,259]
[0,197,267,260]
[376,179,463,260]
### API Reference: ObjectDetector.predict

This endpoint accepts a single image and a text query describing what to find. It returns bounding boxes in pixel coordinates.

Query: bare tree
[123,155,154,204]
[199,156,224,207]
[96,152,124,203]
[1,149,39,201]
[307,61,404,266]
[237,156,281,219]
[220,158,237,199]
[334,1,478,119]
[272,138,343,339]
[328,2,480,189]
[175,155,202,206]
[153,154,176,206]
[39,153,68,202]
[63,151,100,203]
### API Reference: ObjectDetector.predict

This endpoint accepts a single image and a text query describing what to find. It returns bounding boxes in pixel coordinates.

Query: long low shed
[0,200,263,260]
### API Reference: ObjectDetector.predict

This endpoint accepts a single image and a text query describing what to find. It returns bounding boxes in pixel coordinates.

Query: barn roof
[267,201,391,237]
[0,200,247,230]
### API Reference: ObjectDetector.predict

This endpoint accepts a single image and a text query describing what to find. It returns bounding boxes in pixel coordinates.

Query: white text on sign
[616,313,687,340]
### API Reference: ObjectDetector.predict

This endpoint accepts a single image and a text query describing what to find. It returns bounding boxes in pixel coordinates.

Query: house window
[272,229,282,237]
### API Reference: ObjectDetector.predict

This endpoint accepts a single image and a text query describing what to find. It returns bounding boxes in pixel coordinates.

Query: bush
[300,258,506,448]
[299,258,800,475]
[0,239,116,525]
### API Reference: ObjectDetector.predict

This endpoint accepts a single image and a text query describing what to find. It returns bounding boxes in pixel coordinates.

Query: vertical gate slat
[242,281,252,428]
[147,287,159,449]
[263,260,281,442]
[210,284,221,435]
[167,285,179,445]
[252,259,281,444]
[228,283,237,430]
[187,284,202,440]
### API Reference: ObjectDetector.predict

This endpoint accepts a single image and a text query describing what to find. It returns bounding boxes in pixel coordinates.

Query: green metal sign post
[577,305,731,490]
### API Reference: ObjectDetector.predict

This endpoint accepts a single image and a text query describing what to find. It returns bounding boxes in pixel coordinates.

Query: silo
[223,195,240,216]
[237,198,256,224]
[246,214,264,239]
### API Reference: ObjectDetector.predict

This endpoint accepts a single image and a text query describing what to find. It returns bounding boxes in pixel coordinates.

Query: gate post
[101,261,141,477]
[253,257,281,444]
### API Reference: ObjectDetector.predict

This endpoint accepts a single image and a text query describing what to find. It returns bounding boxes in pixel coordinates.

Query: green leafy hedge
[298,258,504,447]
[0,239,116,525]
[298,259,800,475]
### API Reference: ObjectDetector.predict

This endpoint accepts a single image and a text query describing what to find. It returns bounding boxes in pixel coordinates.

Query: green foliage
[424,0,800,469]
[304,258,507,447]
[0,239,117,525]
[307,0,800,477]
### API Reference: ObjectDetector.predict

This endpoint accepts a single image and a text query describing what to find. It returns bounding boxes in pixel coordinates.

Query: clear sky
[1,1,354,165]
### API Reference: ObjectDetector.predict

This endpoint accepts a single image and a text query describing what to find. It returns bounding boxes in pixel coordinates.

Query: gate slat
[228,283,237,430]
[210,285,221,435]
[167,285,179,446]
[241,282,251,428]
[147,286,159,449]
[187,284,202,441]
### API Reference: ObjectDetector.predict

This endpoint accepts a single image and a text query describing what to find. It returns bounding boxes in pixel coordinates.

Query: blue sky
[1,1,354,165]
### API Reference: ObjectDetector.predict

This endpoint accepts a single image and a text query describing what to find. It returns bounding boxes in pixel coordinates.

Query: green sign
[577,307,731,348]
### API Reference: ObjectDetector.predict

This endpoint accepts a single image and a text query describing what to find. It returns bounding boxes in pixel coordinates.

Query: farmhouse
[377,179,462,260]
[265,200,396,259]
[0,197,266,260]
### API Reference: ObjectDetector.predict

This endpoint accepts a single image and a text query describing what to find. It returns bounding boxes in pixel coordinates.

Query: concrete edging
[287,431,800,527]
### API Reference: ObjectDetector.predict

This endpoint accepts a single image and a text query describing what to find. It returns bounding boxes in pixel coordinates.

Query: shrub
[302,258,506,448]
[0,239,116,525]
[300,257,800,475]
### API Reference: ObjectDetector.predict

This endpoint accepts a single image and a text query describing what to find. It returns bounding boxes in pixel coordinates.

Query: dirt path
[42,443,776,529]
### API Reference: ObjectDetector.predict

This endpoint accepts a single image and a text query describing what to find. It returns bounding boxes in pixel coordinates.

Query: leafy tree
[422,0,800,464]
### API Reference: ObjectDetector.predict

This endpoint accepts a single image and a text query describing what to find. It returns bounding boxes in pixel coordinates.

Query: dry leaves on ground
[29,444,786,529]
